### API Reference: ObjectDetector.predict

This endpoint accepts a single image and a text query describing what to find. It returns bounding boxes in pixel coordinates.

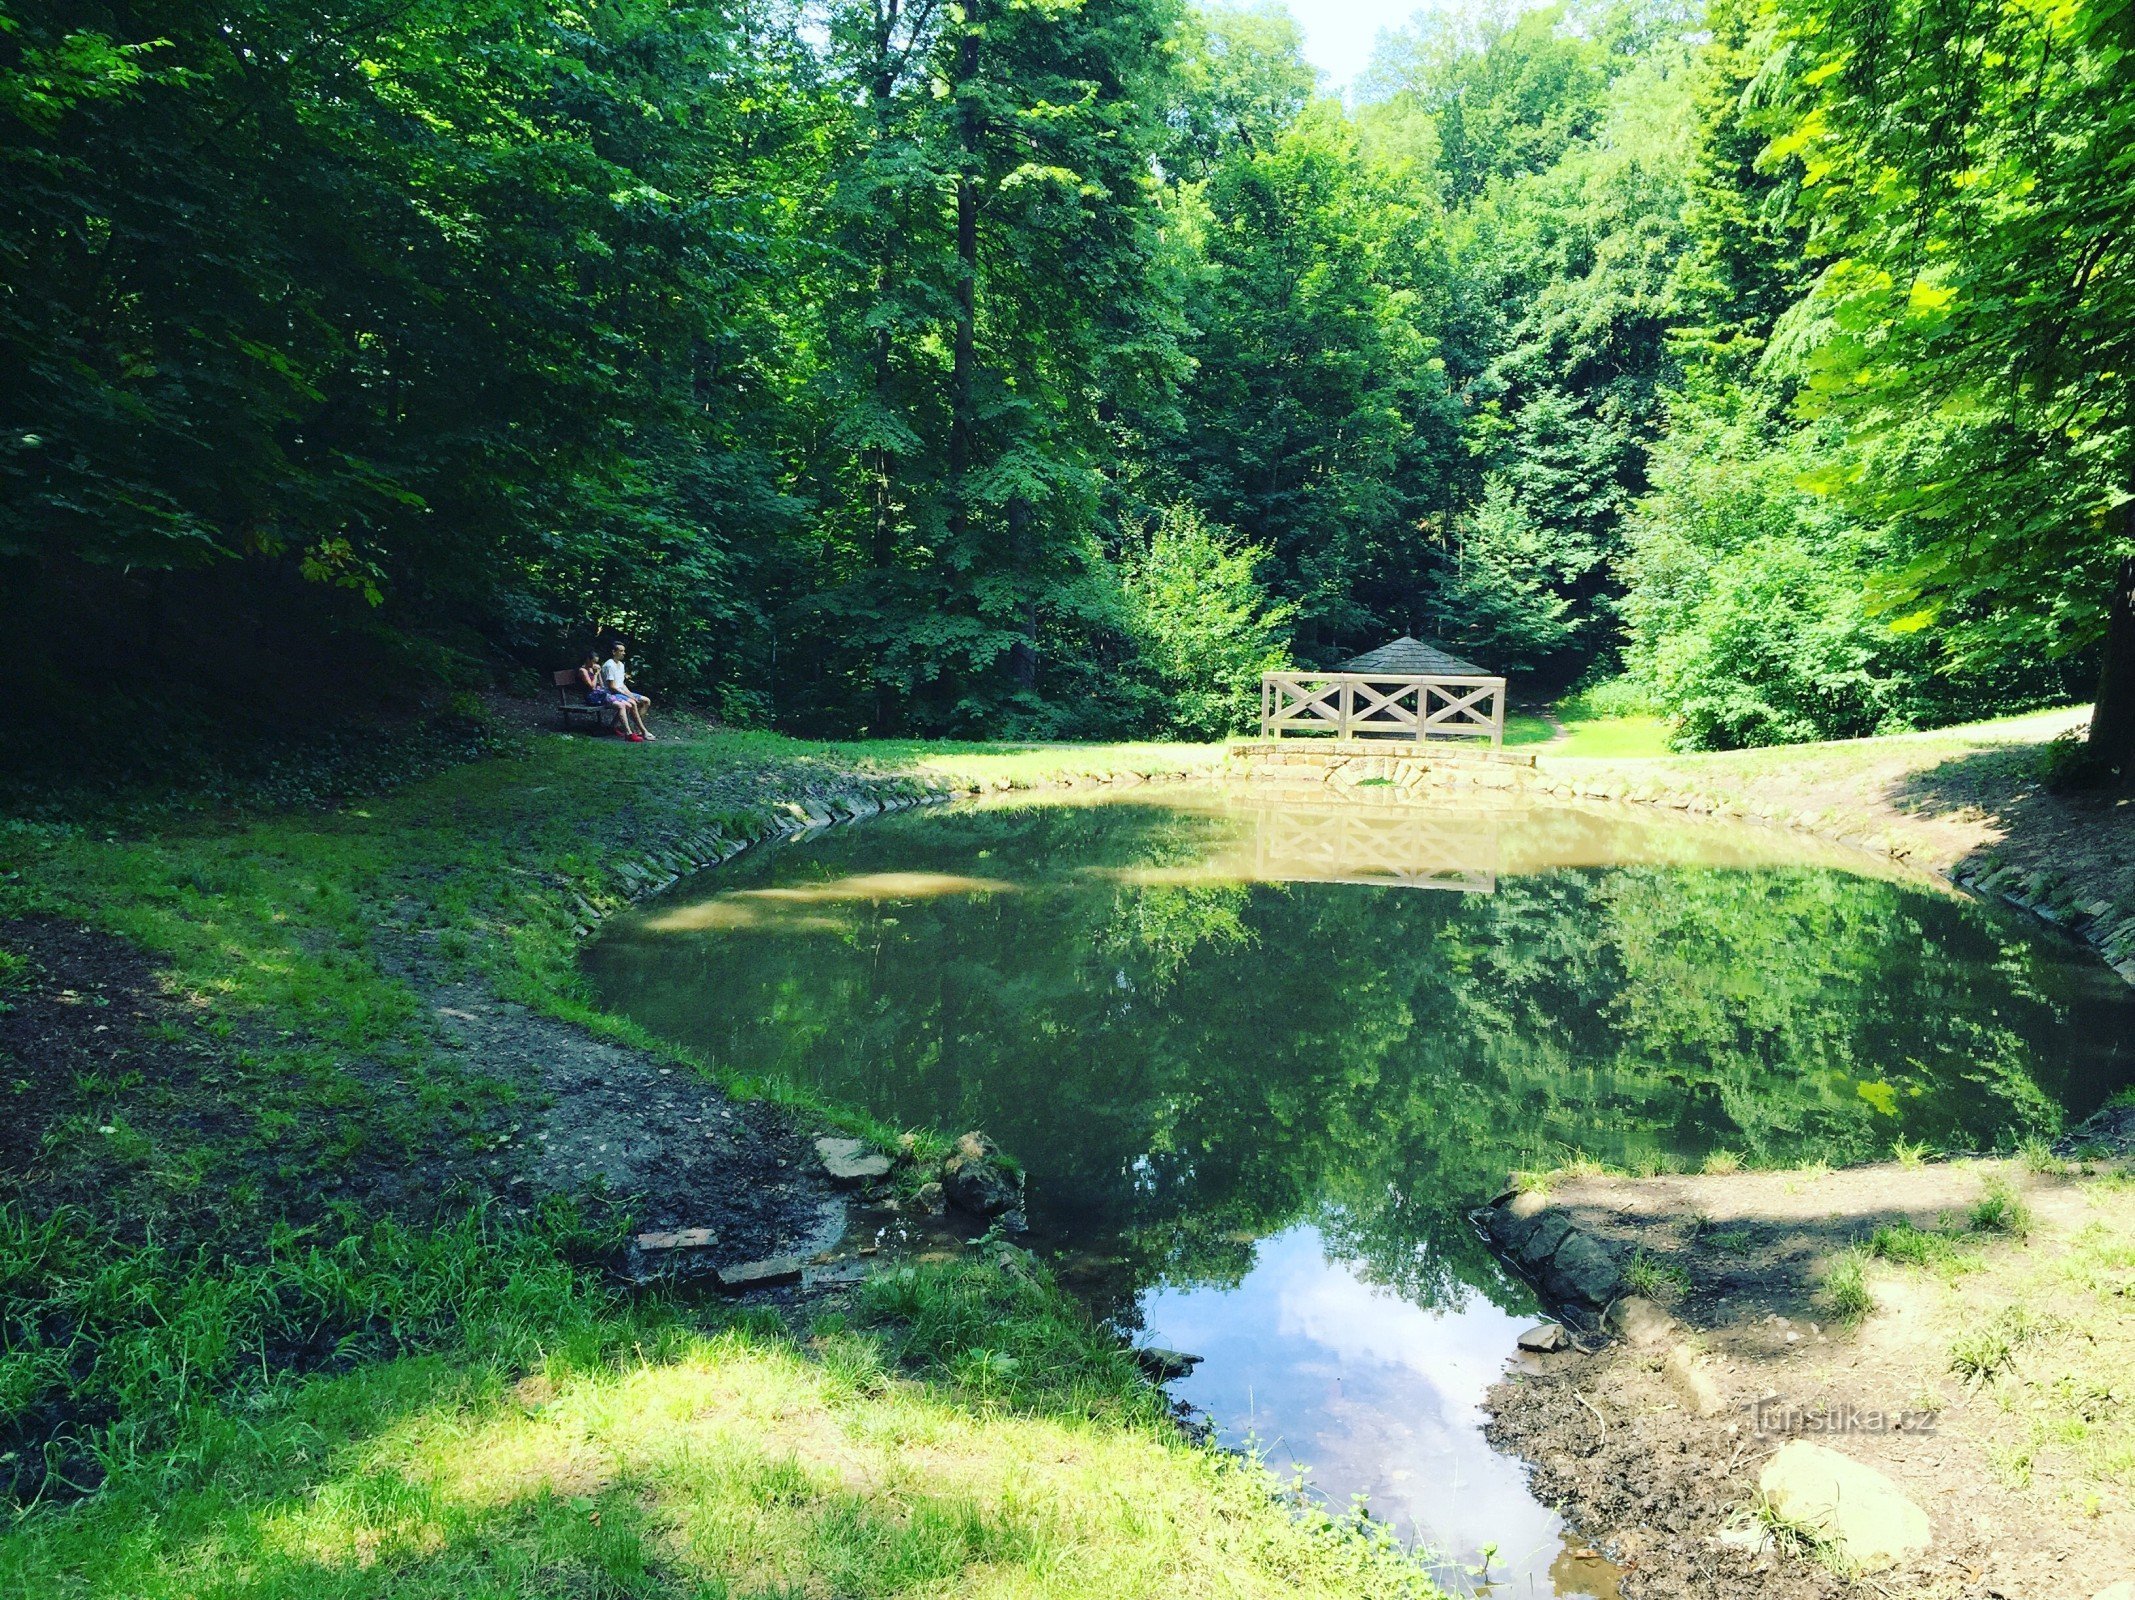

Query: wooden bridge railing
[1258,672,1507,747]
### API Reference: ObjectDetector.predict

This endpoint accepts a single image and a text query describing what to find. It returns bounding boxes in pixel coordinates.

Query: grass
[1968,1174,2035,1237]
[0,722,1448,1596]
[1949,1305,2046,1387]
[0,1253,1443,1599]
[1622,1248,1692,1300]
[1865,1221,1973,1272]
[1819,1250,1875,1321]
[1501,695,1676,758]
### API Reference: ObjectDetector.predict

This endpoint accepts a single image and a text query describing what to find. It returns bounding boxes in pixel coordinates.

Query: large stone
[1543,1229,1623,1306]
[941,1131,1025,1219]
[815,1135,893,1185]
[1516,1212,1576,1271]
[1757,1441,1932,1573]
[1516,1321,1568,1353]
[1488,1190,1552,1252]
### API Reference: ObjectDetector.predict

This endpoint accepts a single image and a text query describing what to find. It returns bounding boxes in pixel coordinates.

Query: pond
[585,789,2135,1596]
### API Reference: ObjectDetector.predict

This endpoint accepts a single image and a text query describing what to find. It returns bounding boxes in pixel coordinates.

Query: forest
[4,0,2133,765]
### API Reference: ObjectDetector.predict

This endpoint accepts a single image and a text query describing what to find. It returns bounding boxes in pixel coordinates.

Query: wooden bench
[553,669,618,732]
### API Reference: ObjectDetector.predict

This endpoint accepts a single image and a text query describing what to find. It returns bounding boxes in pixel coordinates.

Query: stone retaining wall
[1226,739,1539,797]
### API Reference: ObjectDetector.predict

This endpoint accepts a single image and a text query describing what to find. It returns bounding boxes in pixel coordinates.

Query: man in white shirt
[600,641,654,740]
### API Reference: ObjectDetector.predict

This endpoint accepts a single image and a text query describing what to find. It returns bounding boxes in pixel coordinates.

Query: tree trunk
[2087,517,2135,781]
[869,0,900,574]
[1008,491,1037,689]
[946,0,980,545]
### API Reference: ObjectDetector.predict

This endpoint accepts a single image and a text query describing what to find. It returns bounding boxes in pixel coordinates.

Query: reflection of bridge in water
[1231,797,1502,894]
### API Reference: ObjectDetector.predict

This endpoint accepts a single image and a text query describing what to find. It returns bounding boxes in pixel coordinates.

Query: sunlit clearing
[204,1330,1392,1599]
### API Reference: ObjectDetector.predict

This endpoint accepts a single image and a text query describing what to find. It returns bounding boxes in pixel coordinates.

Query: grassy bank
[0,720,1436,1597]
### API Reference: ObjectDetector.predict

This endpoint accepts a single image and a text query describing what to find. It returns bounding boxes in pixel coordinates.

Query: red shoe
[613,726,632,738]
[628,733,646,742]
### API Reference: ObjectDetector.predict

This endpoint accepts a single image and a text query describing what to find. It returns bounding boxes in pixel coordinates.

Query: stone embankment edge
[1526,760,2135,989]
[560,760,1216,941]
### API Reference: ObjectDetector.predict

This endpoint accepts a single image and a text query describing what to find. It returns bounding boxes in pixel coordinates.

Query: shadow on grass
[1883,738,2135,906]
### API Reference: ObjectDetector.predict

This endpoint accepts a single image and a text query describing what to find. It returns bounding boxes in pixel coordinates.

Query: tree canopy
[4,0,2130,767]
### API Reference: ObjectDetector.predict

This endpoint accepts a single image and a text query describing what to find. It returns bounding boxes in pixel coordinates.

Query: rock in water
[1134,1346,1202,1381]
[941,1131,1024,1219]
[1516,1321,1568,1353]
[1757,1441,1931,1572]
[912,1181,947,1217]
[816,1135,893,1184]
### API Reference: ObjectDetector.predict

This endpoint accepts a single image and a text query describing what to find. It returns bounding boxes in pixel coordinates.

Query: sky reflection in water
[587,791,2133,1595]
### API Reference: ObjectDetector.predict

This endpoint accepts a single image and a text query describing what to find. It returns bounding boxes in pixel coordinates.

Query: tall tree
[1769,0,2135,773]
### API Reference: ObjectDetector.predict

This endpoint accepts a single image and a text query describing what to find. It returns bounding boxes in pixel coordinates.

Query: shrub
[1113,506,1295,739]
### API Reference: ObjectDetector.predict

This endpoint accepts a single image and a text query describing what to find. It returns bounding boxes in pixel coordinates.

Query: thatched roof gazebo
[1259,635,1507,746]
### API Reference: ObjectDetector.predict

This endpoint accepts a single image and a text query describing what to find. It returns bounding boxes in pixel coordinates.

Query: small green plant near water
[1969,1175,2034,1238]
[1820,1250,1874,1321]
[1891,1136,1930,1168]
[1700,1148,1742,1175]
[1623,1248,1692,1300]
[1708,1227,1754,1253]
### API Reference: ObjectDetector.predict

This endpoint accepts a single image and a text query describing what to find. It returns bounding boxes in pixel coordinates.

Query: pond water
[586,790,2135,1596]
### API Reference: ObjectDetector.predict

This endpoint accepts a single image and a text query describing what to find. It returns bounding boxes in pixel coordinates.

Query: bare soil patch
[0,916,243,1231]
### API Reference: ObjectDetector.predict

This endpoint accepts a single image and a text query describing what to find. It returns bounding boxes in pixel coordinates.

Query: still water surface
[587,791,2134,1595]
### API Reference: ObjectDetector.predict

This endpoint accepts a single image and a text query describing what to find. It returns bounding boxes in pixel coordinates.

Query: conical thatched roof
[1340,636,1492,676]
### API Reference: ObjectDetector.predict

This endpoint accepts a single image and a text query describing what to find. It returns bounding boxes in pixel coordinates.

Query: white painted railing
[1258,672,1507,747]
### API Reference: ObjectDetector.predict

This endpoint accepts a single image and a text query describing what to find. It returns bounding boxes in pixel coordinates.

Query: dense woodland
[4,0,2133,765]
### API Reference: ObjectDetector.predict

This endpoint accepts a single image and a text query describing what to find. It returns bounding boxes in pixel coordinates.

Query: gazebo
[1258,635,1507,747]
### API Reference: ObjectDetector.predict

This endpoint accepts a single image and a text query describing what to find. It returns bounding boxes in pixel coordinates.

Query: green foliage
[1114,506,1294,736]
[6,0,2127,759]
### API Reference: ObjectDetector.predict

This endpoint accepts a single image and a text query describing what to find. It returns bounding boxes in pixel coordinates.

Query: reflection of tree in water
[593,802,2128,1312]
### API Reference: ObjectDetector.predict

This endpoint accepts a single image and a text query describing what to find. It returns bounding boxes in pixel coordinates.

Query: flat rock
[1757,1441,1931,1573]
[1516,1321,1568,1353]
[1134,1346,1203,1381]
[815,1135,893,1184]
[800,1259,871,1290]
[716,1254,803,1290]
[1605,1295,1676,1347]
[636,1227,717,1251]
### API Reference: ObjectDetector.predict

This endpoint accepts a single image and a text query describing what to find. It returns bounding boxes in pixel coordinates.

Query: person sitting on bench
[575,652,640,740]
[599,640,655,740]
